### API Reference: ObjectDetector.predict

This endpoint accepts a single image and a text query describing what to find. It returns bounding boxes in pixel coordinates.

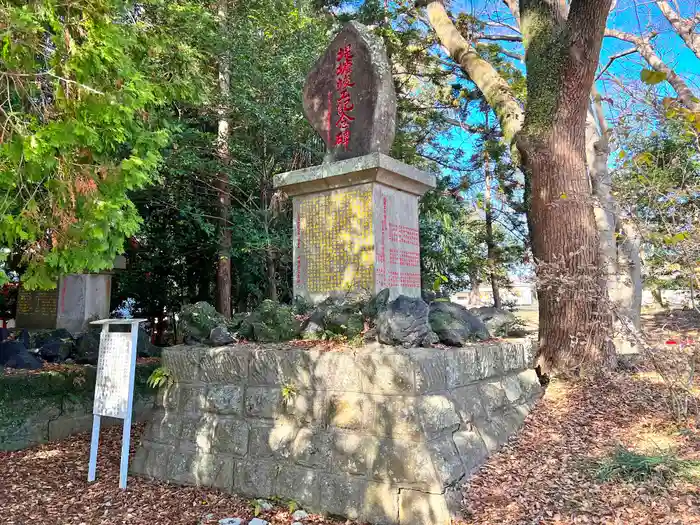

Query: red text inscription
[388,271,421,288]
[389,249,420,267]
[389,223,420,246]
[334,44,354,150]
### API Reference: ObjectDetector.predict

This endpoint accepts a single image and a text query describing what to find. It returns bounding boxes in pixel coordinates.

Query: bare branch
[654,0,700,60]
[476,33,522,42]
[595,47,638,80]
[605,28,700,111]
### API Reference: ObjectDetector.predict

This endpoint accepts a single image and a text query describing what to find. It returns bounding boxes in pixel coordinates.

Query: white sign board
[87,318,147,489]
[94,332,134,418]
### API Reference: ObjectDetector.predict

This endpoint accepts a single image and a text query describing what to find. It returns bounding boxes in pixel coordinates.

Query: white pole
[87,415,101,482]
[118,321,140,489]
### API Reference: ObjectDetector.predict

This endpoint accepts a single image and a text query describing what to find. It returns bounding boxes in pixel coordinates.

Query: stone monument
[274,22,436,304]
[15,256,126,333]
[133,24,541,525]
[14,288,59,330]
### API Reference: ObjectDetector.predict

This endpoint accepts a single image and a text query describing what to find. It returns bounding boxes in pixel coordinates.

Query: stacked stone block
[133,342,541,525]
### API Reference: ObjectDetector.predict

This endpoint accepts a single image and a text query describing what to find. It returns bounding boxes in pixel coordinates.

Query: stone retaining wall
[0,364,157,451]
[133,342,541,525]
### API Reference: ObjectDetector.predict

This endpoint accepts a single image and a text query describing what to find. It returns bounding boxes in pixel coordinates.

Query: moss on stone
[0,363,158,450]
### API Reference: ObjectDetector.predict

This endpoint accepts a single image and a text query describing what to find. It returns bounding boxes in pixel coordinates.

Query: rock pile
[181,291,518,349]
[0,325,159,370]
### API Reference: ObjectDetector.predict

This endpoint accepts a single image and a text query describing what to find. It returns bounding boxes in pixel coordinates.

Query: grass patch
[596,445,700,483]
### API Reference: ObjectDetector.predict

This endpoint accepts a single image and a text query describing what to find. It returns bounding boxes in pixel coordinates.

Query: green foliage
[115,0,327,315]
[146,366,173,389]
[0,363,157,444]
[238,299,301,342]
[281,383,298,405]
[596,445,700,483]
[420,178,524,296]
[1,0,214,288]
[613,103,699,292]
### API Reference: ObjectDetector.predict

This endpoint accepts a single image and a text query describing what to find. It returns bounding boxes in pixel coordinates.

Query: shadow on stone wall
[132,341,541,525]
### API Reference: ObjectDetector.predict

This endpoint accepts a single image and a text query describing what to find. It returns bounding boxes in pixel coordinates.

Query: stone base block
[133,341,542,524]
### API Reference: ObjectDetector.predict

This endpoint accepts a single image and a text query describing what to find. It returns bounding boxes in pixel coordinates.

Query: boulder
[73,326,101,364]
[292,510,309,521]
[376,295,430,347]
[324,302,364,339]
[72,324,159,363]
[469,307,517,336]
[429,301,490,346]
[30,328,73,349]
[209,325,234,345]
[239,300,301,342]
[38,339,74,362]
[218,519,243,525]
[18,328,30,348]
[136,327,161,357]
[180,302,229,342]
[28,328,75,362]
[301,318,324,339]
[0,340,42,370]
[365,288,390,318]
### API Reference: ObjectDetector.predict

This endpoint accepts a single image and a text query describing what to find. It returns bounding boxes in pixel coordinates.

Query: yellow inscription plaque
[299,188,374,293]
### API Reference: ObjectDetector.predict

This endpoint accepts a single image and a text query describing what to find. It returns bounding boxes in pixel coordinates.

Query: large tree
[419,0,616,372]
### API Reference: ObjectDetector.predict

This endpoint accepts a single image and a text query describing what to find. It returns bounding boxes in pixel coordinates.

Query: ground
[1,310,699,525]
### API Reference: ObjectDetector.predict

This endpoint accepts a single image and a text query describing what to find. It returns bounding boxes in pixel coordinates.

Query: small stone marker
[276,22,435,304]
[15,288,59,329]
[303,21,396,161]
[56,273,113,333]
[87,318,146,489]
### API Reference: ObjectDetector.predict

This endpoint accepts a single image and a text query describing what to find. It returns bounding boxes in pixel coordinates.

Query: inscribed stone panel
[372,185,421,298]
[295,185,374,295]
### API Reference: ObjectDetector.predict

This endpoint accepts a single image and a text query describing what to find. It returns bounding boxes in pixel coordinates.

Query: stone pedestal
[56,273,113,334]
[132,341,541,525]
[274,153,436,303]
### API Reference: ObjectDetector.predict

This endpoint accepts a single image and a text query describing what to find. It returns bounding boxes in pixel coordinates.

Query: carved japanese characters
[302,22,397,161]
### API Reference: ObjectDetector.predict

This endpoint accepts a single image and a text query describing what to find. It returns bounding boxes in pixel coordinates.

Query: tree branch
[595,46,638,80]
[476,33,522,42]
[605,27,700,111]
[420,1,524,144]
[654,0,700,61]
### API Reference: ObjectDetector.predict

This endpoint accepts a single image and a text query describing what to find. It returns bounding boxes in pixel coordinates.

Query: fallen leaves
[0,424,348,525]
[2,313,700,524]
[458,370,700,525]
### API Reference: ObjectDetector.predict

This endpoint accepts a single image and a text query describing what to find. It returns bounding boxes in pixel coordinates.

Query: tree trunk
[468,271,481,305]
[519,0,616,373]
[215,0,232,318]
[586,96,643,333]
[484,161,501,308]
[267,246,277,301]
[422,0,616,372]
[617,220,643,328]
[651,287,666,309]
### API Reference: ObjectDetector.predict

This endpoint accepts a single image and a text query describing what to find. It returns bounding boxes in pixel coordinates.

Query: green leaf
[640,69,667,85]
